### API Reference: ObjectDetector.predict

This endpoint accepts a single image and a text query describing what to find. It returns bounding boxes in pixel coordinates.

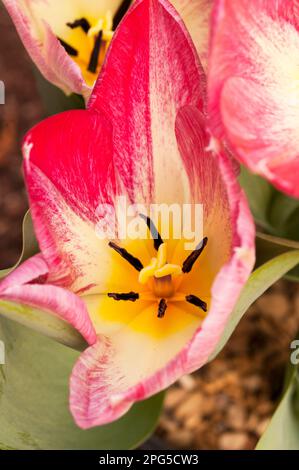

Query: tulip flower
[208,0,299,198]
[2,0,132,100]
[3,0,212,100]
[0,0,255,429]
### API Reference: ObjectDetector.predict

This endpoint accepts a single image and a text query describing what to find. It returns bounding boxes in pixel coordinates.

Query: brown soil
[0,6,43,270]
[157,281,299,449]
[1,6,299,450]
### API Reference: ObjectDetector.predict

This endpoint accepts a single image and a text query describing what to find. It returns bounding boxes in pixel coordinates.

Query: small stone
[227,405,246,430]
[184,414,200,431]
[219,432,248,450]
[176,393,203,420]
[178,374,196,391]
[167,429,194,449]
[243,375,263,393]
[164,388,186,410]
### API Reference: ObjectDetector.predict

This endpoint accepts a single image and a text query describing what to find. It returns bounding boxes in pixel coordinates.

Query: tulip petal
[89,0,206,205]
[23,110,118,293]
[208,0,299,197]
[0,255,97,345]
[70,301,199,428]
[14,0,255,429]
[0,254,48,290]
[171,0,212,71]
[69,105,255,428]
[21,0,209,293]
[3,0,90,97]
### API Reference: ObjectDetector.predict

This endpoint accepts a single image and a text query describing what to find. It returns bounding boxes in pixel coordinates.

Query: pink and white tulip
[2,0,131,100]
[3,0,212,100]
[208,0,299,198]
[0,0,254,429]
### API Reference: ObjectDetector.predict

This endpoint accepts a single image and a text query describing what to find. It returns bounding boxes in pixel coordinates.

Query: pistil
[153,275,175,298]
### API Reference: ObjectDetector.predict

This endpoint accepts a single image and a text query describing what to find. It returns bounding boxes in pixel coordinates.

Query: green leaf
[33,68,85,115]
[239,166,275,231]
[209,250,299,361]
[0,210,38,280]
[0,300,87,351]
[0,212,86,350]
[268,191,299,241]
[256,232,299,282]
[256,365,299,450]
[0,317,164,450]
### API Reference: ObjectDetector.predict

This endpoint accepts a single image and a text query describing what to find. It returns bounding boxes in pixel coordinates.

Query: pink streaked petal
[208,0,299,197]
[24,161,116,293]
[22,110,117,292]
[3,0,89,97]
[171,0,213,71]
[0,253,48,292]
[70,300,199,428]
[70,338,132,428]
[24,110,115,223]
[116,112,255,405]
[0,263,96,346]
[69,106,255,429]
[220,77,299,197]
[89,0,206,205]
[70,336,187,428]
[42,22,91,99]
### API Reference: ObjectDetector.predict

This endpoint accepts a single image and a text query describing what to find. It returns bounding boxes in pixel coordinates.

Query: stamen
[157,298,167,319]
[109,241,144,272]
[57,38,78,56]
[186,294,207,312]
[108,292,139,301]
[113,0,132,30]
[66,18,91,34]
[182,237,208,273]
[87,31,103,73]
[139,213,163,250]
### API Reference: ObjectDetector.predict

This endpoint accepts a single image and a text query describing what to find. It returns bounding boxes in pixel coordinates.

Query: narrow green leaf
[268,191,299,241]
[0,318,164,450]
[0,299,87,351]
[239,166,275,231]
[209,250,299,361]
[0,210,38,280]
[256,366,299,450]
[256,232,299,282]
[33,68,85,115]
[0,211,84,349]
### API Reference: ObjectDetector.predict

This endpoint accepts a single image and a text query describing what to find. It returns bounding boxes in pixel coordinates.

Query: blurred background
[1,6,299,451]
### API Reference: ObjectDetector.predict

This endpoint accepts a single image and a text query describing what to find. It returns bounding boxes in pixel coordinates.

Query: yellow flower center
[139,243,182,299]
[57,2,131,86]
[107,217,209,321]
